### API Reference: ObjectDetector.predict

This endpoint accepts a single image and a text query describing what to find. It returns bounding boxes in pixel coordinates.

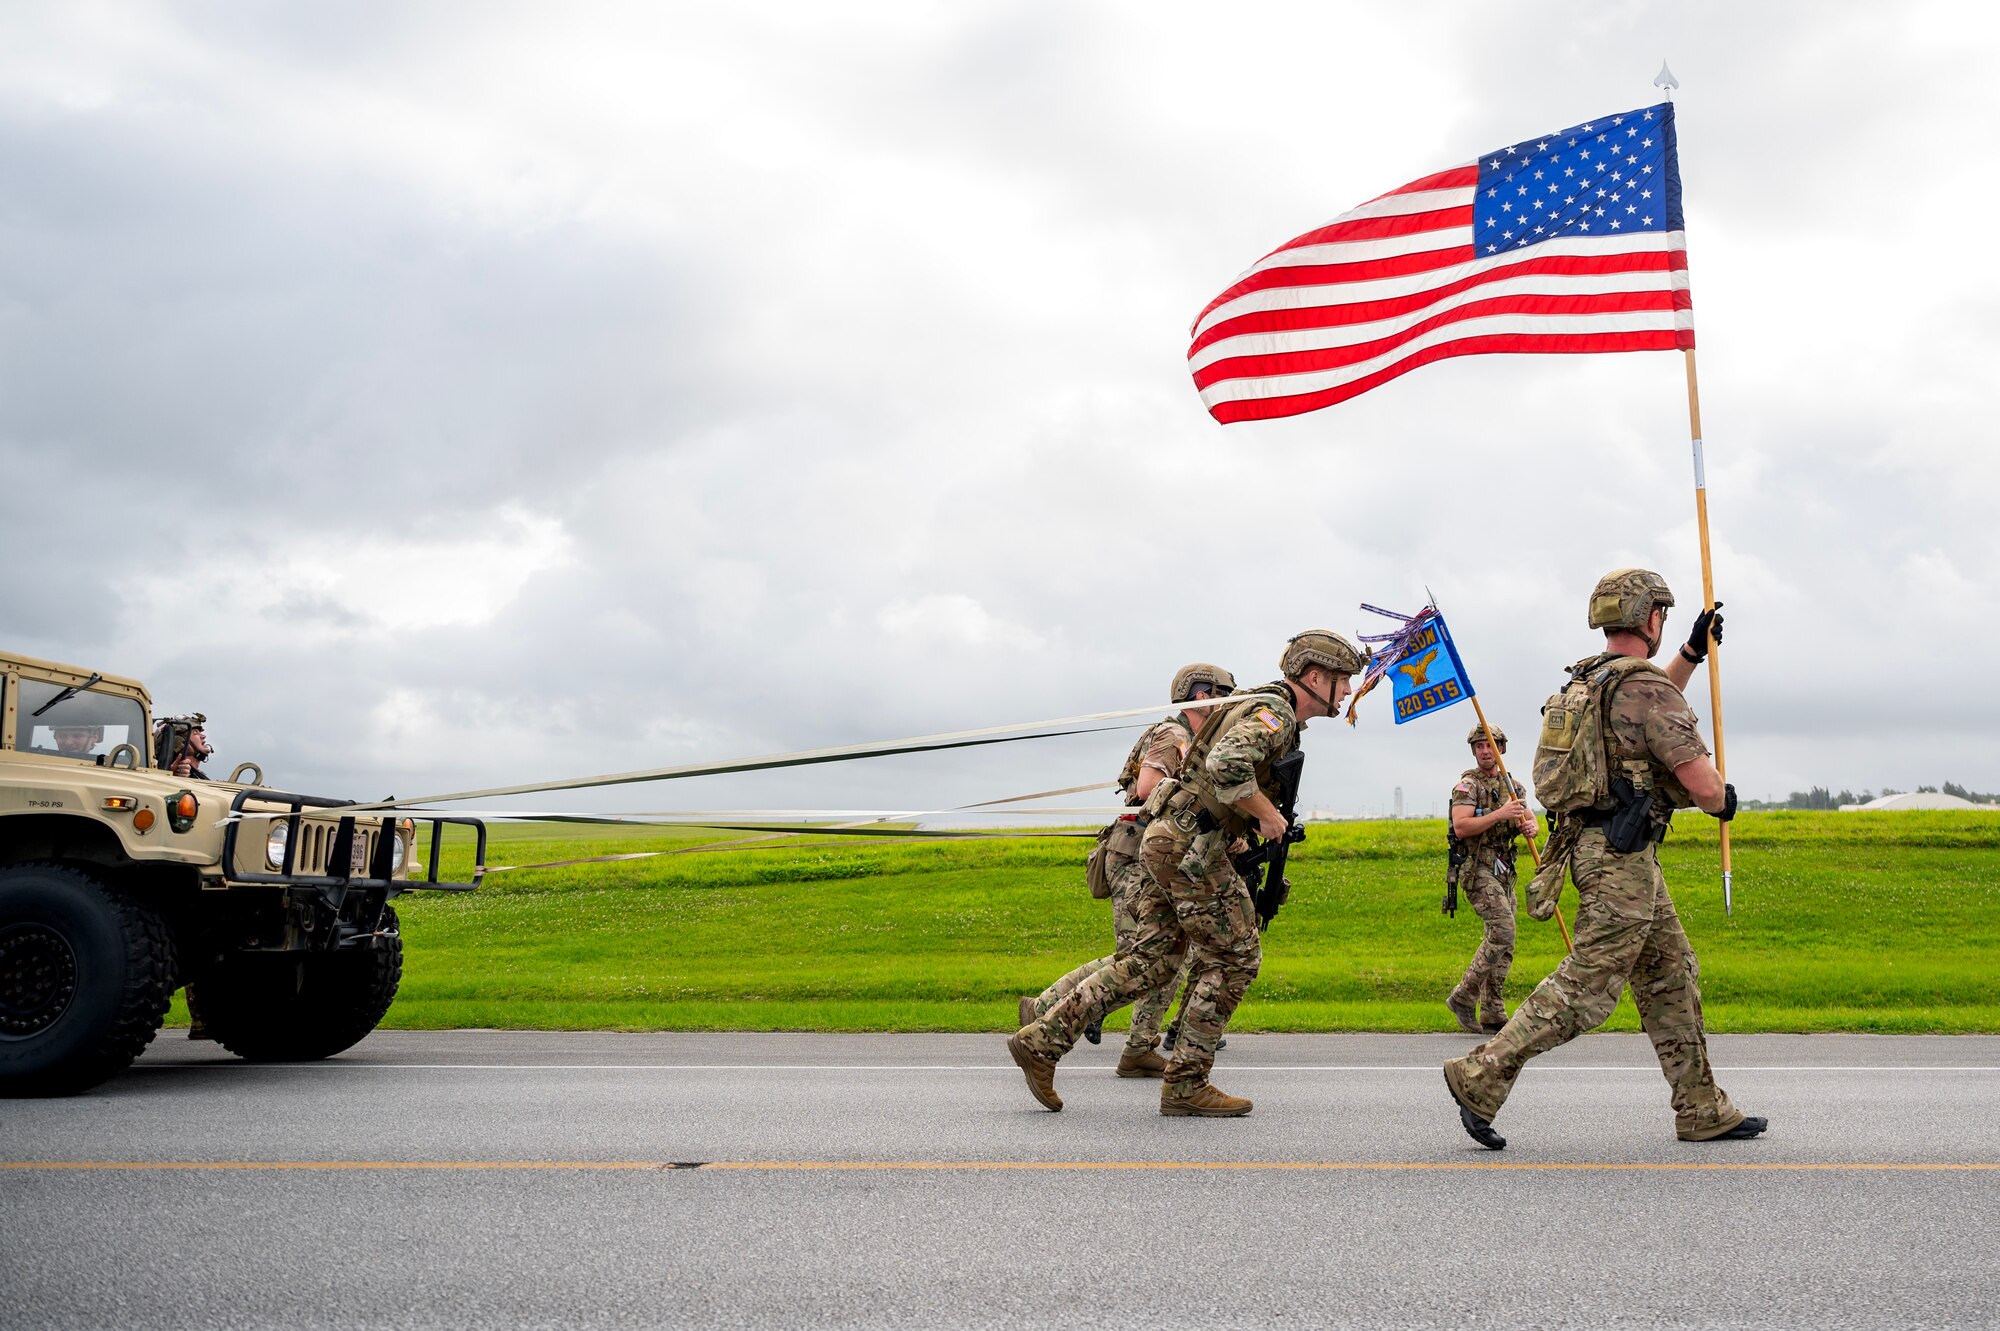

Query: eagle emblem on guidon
[1397,649,1439,687]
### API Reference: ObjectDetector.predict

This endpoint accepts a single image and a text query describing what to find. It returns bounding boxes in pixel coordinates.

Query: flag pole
[1655,60,1730,917]
[1682,347,1732,916]
[1471,684,1574,953]
[1429,590,1576,952]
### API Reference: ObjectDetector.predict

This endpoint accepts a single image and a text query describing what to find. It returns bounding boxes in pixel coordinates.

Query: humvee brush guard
[0,652,484,1095]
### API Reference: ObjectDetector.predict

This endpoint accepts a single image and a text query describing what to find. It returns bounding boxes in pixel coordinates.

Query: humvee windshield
[16,679,148,765]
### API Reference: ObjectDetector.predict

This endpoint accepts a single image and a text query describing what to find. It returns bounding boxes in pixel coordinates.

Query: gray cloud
[4,0,1997,823]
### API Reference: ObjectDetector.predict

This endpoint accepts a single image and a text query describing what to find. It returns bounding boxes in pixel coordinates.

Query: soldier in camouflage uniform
[1018,664,1234,1078]
[1444,723,1538,1035]
[1444,569,1764,1149]
[1008,631,1364,1117]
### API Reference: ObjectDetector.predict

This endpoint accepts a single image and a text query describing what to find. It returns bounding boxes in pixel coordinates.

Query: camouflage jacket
[1450,766,1527,857]
[1196,683,1301,817]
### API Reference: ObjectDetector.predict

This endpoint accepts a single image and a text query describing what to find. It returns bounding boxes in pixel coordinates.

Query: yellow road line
[0,1160,666,1171]
[702,1160,2000,1172]
[4,1160,1998,1173]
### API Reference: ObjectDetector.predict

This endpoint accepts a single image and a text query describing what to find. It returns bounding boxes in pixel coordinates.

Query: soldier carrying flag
[1348,602,1545,1030]
[1444,723,1537,1035]
[1442,568,1758,1151]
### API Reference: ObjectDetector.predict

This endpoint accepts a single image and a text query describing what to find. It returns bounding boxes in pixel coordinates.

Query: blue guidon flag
[1347,605,1476,726]
[1190,103,1691,423]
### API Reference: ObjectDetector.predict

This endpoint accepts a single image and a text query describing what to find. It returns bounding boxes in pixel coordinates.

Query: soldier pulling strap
[1162,746,1307,1050]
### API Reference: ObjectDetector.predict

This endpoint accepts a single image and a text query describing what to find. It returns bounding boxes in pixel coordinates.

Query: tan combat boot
[1017,996,1038,1029]
[1445,991,1483,1035]
[1478,1000,1508,1034]
[1160,1081,1252,1117]
[1442,1058,1506,1151]
[1006,1034,1062,1111]
[1115,1046,1167,1078]
[1681,1114,1768,1142]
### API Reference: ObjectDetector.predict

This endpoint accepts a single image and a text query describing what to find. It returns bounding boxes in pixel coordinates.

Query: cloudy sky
[5,1,1994,819]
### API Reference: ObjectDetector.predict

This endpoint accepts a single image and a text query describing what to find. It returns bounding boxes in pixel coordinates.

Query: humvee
[0,652,484,1095]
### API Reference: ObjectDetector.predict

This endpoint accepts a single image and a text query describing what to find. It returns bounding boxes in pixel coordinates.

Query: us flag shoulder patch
[1454,781,1473,794]
[1254,708,1282,733]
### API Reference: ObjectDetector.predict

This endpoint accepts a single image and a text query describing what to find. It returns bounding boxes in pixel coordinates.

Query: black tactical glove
[1714,782,1737,822]
[1442,882,1458,917]
[1681,602,1724,664]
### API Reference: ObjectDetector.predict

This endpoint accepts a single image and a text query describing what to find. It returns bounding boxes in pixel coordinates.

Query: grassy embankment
[176,811,2000,1034]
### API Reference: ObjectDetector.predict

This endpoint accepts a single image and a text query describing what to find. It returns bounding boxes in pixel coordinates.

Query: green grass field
[241,809,1995,1036]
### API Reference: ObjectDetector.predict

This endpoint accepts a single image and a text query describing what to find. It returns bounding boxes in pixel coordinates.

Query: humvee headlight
[390,819,412,874]
[265,821,289,869]
[168,791,199,834]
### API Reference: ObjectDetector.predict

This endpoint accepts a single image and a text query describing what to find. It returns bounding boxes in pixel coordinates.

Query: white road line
[127,1063,2000,1073]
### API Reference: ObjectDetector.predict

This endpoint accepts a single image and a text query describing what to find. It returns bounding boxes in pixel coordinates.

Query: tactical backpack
[1532,655,1665,814]
[1084,817,1145,899]
[1095,717,1188,898]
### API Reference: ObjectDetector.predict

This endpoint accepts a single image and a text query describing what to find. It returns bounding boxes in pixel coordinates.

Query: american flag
[1190,102,1692,424]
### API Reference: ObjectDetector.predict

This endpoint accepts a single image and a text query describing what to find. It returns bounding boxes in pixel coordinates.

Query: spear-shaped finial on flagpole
[1655,60,1680,97]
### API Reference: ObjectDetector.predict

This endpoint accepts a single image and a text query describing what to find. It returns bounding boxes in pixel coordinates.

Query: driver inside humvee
[51,723,106,759]
[19,677,148,764]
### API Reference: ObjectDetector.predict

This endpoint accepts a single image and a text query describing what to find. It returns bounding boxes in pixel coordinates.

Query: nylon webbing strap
[480,831,1080,871]
[959,780,1111,809]
[253,805,1125,825]
[479,780,1115,875]
[287,699,1238,815]
[221,783,1120,827]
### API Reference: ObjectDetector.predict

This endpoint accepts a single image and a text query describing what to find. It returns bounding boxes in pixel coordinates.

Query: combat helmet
[152,712,209,770]
[1587,568,1674,649]
[1279,630,1366,680]
[1170,662,1236,703]
[1467,723,1507,751]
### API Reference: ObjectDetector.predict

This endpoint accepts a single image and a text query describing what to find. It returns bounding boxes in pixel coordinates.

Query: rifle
[1444,816,1469,917]
[1166,757,1307,1042]
[1231,748,1306,931]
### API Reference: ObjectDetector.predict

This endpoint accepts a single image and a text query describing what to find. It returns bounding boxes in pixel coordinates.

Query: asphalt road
[4,1030,1998,1330]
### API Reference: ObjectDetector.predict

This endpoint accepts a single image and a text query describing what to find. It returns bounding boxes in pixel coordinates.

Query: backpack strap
[1591,656,1671,792]
[1173,688,1284,837]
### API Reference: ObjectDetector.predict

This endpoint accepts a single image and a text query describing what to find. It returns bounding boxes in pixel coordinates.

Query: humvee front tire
[0,863,176,1097]
[197,906,403,1062]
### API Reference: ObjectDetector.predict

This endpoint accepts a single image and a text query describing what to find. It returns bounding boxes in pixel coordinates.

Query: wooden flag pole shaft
[1470,694,1574,953]
[1682,348,1733,916]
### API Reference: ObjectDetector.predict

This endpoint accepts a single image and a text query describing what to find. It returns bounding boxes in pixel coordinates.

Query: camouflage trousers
[1449,829,1741,1138]
[1449,863,1516,1018]
[1017,819,1260,1094]
[1028,853,1187,1055]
